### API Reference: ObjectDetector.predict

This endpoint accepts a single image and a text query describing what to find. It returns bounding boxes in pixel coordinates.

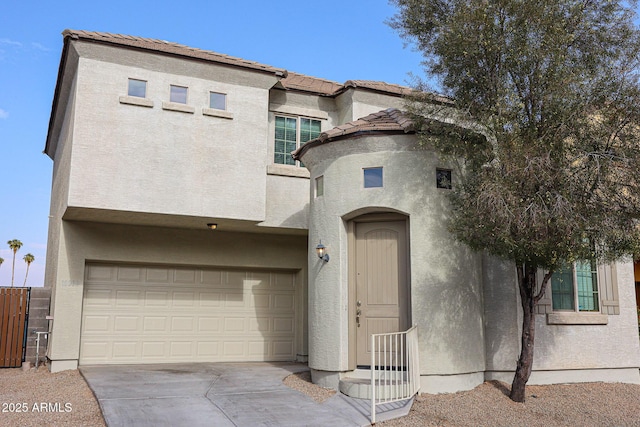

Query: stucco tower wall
[301,134,485,393]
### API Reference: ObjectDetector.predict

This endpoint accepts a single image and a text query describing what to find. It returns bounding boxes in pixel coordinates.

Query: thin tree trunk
[23,265,30,287]
[10,252,16,288]
[510,263,537,402]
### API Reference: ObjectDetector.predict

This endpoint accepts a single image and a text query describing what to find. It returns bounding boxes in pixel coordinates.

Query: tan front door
[355,220,409,366]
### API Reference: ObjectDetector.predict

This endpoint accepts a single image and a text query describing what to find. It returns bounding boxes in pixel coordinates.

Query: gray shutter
[598,263,620,315]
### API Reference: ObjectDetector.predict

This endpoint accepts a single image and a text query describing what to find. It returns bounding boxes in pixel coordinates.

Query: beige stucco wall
[68,43,278,223]
[334,89,406,124]
[300,134,486,386]
[350,90,406,121]
[47,221,308,371]
[483,255,640,383]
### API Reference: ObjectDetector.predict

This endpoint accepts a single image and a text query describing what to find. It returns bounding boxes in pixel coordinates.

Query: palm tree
[7,239,23,287]
[0,257,4,285]
[22,253,35,287]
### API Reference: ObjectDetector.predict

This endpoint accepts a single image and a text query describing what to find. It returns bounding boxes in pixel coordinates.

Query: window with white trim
[274,115,321,166]
[551,260,599,312]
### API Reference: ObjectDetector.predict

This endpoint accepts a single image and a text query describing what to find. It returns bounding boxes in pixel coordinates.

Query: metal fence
[370,325,420,424]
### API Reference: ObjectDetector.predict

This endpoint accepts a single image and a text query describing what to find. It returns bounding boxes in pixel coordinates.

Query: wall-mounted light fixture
[207,223,218,230]
[316,240,330,262]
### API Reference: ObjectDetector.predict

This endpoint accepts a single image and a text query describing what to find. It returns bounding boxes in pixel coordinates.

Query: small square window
[436,169,452,189]
[128,79,146,98]
[364,167,383,188]
[209,92,226,110]
[170,85,188,104]
[315,176,324,197]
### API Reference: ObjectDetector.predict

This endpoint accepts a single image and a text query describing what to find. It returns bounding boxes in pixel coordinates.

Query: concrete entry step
[339,376,410,399]
[339,377,370,399]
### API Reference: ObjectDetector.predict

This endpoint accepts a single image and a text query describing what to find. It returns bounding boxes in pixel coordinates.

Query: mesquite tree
[390,0,640,402]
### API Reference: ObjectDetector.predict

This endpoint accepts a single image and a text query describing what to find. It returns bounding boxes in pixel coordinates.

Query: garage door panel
[115,290,142,306]
[201,270,223,285]
[274,293,295,310]
[198,317,220,332]
[84,289,112,306]
[113,341,137,358]
[143,317,167,332]
[146,267,171,283]
[81,264,297,364]
[86,265,114,281]
[83,316,110,332]
[142,342,166,357]
[144,291,170,307]
[174,268,197,284]
[114,316,139,332]
[199,292,221,307]
[117,266,143,282]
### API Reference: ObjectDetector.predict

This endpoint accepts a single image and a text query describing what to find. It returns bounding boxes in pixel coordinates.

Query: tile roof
[276,75,420,97]
[63,30,434,99]
[343,80,415,96]
[277,72,343,95]
[62,30,287,76]
[292,108,415,160]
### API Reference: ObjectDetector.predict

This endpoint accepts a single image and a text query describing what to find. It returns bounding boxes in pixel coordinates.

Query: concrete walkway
[80,362,412,427]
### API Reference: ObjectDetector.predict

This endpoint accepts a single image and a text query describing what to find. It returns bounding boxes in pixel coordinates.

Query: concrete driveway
[80,362,411,427]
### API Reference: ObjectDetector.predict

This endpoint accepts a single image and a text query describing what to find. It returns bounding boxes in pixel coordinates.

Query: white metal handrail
[371,325,420,424]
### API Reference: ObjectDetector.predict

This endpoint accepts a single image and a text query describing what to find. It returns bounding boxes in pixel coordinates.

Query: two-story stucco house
[44,30,640,395]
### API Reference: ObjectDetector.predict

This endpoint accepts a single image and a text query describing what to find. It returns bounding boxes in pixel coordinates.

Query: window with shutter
[536,263,619,324]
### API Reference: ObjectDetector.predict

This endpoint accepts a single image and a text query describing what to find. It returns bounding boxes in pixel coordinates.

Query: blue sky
[0,1,427,287]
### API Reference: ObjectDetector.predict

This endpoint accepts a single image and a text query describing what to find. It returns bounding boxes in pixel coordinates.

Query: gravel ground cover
[2,364,639,427]
[284,373,640,427]
[0,366,105,427]
[381,381,640,427]
[283,370,336,403]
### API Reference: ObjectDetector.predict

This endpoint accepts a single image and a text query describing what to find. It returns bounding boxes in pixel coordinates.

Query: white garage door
[80,263,297,365]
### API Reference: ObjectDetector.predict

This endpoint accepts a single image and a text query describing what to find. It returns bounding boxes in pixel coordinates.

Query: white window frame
[550,261,600,313]
[273,115,321,167]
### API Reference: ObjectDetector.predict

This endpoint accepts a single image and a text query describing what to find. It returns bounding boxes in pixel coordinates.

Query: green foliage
[390,0,640,271]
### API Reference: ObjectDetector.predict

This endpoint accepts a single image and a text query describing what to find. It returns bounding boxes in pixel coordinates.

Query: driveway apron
[80,362,412,427]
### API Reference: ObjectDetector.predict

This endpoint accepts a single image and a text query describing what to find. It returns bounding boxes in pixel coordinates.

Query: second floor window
[170,85,188,104]
[128,79,147,98]
[274,116,321,166]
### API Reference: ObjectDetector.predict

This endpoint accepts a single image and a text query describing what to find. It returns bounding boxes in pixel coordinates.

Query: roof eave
[44,34,71,158]
[292,129,414,161]
[63,30,287,78]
